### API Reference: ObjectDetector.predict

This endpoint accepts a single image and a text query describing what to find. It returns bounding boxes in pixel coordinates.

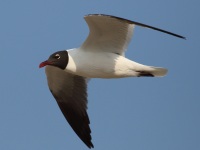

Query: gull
[39,14,185,148]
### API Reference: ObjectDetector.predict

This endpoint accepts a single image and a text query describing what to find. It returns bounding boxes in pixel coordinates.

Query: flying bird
[39,14,185,148]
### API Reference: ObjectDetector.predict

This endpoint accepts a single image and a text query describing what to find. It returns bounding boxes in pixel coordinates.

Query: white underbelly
[66,50,136,78]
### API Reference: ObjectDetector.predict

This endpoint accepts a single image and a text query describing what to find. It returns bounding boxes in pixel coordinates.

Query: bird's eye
[54,54,60,59]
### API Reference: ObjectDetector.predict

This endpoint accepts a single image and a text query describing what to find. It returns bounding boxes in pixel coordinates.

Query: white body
[66,48,167,78]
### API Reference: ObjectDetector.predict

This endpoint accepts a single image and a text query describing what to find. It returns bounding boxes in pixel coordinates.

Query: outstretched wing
[81,14,135,55]
[81,14,185,55]
[45,66,94,148]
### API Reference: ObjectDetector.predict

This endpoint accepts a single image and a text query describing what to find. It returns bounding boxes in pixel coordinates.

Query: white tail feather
[149,67,168,77]
[131,61,168,77]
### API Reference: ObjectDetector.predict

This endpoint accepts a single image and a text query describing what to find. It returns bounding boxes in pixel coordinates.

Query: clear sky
[0,0,199,150]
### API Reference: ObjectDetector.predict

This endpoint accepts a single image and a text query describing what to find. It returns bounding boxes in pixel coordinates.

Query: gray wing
[81,14,185,55]
[81,14,135,55]
[45,66,94,148]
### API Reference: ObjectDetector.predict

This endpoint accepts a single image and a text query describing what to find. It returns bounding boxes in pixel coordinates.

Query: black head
[39,50,68,70]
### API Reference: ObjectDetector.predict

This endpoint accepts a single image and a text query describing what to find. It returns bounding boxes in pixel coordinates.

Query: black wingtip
[86,142,94,149]
[130,20,186,40]
[182,36,187,40]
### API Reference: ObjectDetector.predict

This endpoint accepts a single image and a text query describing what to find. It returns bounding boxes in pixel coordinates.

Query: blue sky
[0,0,199,150]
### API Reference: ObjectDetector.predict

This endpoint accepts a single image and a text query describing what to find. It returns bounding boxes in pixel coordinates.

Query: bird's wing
[81,14,135,55]
[45,66,94,148]
[80,14,185,55]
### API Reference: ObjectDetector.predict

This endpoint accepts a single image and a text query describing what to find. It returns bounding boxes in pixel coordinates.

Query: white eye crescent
[55,54,60,59]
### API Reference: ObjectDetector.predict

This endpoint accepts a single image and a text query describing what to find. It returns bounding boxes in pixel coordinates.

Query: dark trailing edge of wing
[50,90,94,149]
[86,14,186,40]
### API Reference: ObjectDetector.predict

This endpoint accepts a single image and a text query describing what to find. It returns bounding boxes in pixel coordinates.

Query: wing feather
[81,14,135,55]
[45,66,94,148]
[81,14,185,55]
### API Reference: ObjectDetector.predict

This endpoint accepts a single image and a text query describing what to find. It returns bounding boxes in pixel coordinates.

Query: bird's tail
[140,67,168,77]
[132,62,168,77]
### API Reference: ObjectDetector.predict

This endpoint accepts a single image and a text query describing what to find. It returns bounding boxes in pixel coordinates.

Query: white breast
[65,48,139,78]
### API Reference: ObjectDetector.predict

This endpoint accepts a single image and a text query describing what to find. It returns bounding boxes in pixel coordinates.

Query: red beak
[39,60,51,68]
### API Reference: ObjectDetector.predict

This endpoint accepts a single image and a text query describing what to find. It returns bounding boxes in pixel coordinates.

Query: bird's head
[39,50,68,70]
